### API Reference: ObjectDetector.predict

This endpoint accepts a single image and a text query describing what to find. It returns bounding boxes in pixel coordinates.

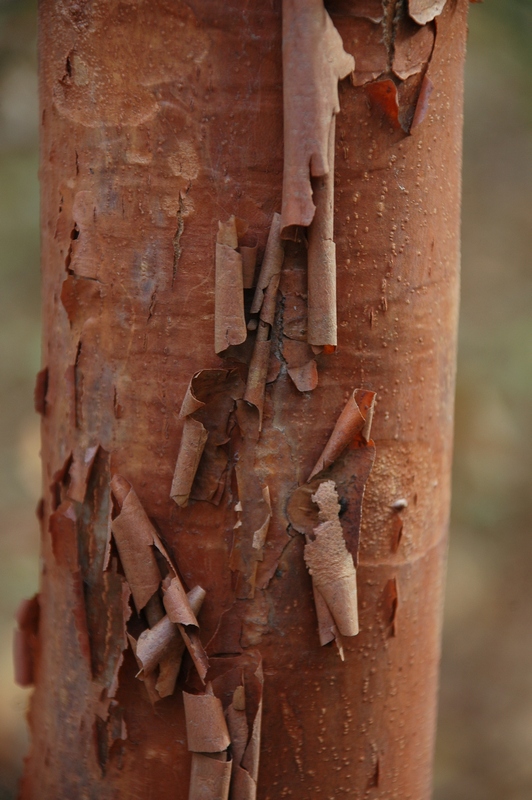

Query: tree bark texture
[22,1,467,797]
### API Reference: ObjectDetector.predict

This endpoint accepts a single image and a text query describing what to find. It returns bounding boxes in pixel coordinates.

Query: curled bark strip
[204,651,263,799]
[163,577,209,683]
[305,481,359,637]
[133,616,178,677]
[243,330,271,429]
[180,369,245,419]
[189,752,232,800]
[111,475,209,685]
[215,216,247,354]
[245,215,286,421]
[163,576,200,628]
[250,213,284,317]
[312,582,344,659]
[13,595,40,687]
[307,117,336,348]
[183,685,231,753]
[110,475,163,613]
[308,389,376,480]
[173,369,245,507]
[408,0,447,25]
[287,388,376,591]
[132,586,206,698]
[227,687,260,800]
[281,0,354,237]
[171,418,209,507]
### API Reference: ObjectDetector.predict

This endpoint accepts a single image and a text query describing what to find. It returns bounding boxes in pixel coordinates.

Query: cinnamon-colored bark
[22,1,467,797]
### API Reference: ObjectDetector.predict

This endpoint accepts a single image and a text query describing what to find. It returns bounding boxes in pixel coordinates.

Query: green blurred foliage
[0,3,39,798]
[1,1,532,798]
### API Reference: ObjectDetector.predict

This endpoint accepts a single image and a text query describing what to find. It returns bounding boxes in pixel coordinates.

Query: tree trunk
[20,0,467,797]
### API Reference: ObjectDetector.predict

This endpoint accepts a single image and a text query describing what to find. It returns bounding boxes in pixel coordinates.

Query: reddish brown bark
[22,0,467,797]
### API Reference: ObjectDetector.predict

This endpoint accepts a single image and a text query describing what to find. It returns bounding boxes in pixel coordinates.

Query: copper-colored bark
[23,0,467,797]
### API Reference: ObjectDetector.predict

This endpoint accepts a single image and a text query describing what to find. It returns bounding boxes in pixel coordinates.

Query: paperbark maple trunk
[21,1,468,797]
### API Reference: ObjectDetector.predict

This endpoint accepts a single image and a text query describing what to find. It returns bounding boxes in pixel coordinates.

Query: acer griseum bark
[18,0,468,797]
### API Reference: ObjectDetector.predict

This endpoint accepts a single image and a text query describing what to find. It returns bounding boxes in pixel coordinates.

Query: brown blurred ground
[0,2,531,798]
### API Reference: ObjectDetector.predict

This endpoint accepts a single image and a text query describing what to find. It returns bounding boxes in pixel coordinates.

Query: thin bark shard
[244,329,271,429]
[250,213,284,317]
[245,213,286,422]
[307,118,337,348]
[215,216,247,354]
[171,418,209,507]
[308,389,376,480]
[163,577,209,683]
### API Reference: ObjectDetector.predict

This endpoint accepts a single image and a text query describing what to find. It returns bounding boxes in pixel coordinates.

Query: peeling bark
[305,480,360,638]
[408,0,448,26]
[24,0,468,797]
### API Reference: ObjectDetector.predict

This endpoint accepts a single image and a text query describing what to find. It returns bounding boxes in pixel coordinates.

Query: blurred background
[0,1,531,797]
